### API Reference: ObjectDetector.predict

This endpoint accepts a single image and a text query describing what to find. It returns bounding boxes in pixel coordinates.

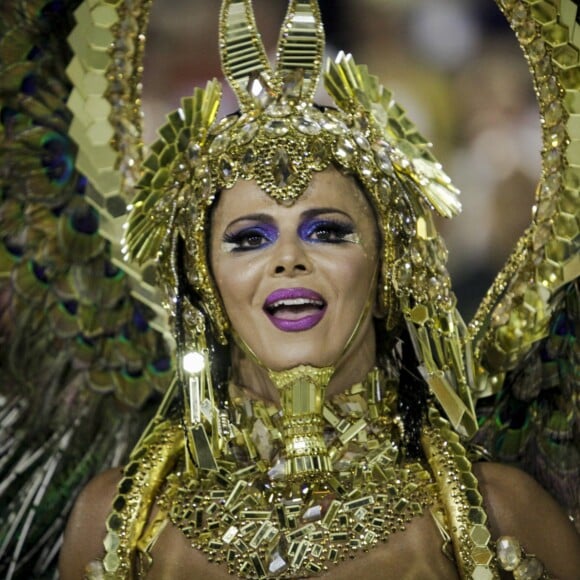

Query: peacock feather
[0,2,170,577]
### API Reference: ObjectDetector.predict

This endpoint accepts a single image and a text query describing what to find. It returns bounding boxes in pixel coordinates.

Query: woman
[59,1,580,578]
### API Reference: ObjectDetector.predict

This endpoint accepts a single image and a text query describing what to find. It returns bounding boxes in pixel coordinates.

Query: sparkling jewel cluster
[495,536,547,580]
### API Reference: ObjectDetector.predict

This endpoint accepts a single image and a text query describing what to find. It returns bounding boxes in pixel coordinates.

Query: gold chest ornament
[95,369,501,579]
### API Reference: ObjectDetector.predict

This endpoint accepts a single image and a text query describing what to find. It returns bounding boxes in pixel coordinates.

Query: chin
[260,345,337,371]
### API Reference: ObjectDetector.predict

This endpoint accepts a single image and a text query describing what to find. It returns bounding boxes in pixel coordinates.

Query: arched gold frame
[66,0,580,395]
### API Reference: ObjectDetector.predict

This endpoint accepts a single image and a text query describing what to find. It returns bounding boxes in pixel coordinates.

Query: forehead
[211,166,375,223]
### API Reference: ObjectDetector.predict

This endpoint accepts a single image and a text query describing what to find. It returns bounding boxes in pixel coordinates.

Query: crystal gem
[219,156,234,180]
[247,72,272,106]
[103,531,120,552]
[534,56,552,80]
[188,144,202,164]
[311,139,328,167]
[500,0,517,10]
[108,512,123,531]
[427,277,441,300]
[268,549,289,575]
[241,148,256,172]
[544,148,562,172]
[293,115,322,136]
[209,132,230,155]
[544,101,564,127]
[517,19,536,44]
[222,526,239,544]
[532,224,550,251]
[272,148,294,187]
[374,145,394,174]
[209,114,237,135]
[539,76,559,104]
[378,179,392,199]
[354,132,371,151]
[103,552,120,573]
[251,418,272,460]
[302,505,322,522]
[511,4,528,27]
[354,114,369,133]
[266,103,292,118]
[237,122,259,145]
[282,69,305,100]
[536,196,556,222]
[395,261,413,290]
[546,124,566,148]
[411,245,424,266]
[335,138,356,164]
[359,153,374,178]
[513,557,544,580]
[540,173,561,198]
[265,119,290,136]
[85,561,106,579]
[321,117,348,135]
[528,39,546,63]
[472,565,494,580]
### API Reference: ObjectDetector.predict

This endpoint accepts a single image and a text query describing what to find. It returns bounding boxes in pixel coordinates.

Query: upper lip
[263,287,326,312]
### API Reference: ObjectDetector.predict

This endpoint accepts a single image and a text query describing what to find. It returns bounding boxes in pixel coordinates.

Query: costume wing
[470,0,579,525]
[0,1,170,577]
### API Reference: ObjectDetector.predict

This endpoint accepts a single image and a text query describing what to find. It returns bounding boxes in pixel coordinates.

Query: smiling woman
[55,1,580,579]
[210,168,379,393]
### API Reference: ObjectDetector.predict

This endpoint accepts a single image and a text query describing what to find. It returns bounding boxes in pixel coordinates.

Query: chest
[144,514,460,580]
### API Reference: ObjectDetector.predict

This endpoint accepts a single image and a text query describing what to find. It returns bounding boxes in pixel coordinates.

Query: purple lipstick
[263,288,327,332]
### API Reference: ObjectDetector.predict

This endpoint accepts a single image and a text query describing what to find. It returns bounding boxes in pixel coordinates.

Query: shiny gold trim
[471,0,580,398]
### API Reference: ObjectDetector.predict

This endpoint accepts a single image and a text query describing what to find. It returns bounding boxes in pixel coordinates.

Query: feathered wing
[0,1,171,577]
[471,0,580,526]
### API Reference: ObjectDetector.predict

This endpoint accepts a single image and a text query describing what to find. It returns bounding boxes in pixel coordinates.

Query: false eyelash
[301,219,358,243]
[222,225,277,252]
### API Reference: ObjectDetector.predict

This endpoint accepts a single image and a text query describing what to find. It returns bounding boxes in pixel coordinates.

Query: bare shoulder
[59,467,123,580]
[474,462,580,579]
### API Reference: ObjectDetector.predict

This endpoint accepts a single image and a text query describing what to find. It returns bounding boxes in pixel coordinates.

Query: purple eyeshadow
[298,218,354,243]
[223,223,279,250]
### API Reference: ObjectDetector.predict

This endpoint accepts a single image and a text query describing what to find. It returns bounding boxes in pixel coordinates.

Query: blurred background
[141,0,542,320]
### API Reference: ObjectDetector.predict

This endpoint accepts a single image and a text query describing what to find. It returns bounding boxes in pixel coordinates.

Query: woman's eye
[223,227,276,252]
[303,220,357,244]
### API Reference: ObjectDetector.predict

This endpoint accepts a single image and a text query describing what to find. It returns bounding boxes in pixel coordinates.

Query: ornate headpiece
[124,0,477,437]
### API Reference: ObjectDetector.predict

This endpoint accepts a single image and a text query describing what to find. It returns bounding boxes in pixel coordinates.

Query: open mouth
[264,288,327,332]
[266,297,325,319]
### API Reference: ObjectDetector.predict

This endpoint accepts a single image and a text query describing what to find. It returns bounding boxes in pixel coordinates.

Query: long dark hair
[375,319,429,458]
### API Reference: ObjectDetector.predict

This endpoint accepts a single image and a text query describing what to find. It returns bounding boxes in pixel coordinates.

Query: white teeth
[271,298,323,309]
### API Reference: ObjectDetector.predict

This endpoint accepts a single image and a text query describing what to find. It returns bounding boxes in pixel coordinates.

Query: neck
[230,317,377,405]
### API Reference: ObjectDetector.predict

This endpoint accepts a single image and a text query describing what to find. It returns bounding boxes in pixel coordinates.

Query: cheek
[324,250,377,303]
[212,254,264,313]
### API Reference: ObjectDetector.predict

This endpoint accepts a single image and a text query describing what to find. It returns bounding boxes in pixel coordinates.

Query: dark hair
[374,320,428,458]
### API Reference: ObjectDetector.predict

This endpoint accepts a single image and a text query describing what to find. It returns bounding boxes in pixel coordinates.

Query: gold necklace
[94,370,499,579]
[157,370,438,578]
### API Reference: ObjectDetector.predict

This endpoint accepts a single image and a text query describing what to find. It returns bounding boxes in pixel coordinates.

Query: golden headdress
[124,0,477,437]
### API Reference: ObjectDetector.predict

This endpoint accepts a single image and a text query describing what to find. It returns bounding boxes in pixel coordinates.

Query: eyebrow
[225,213,275,230]
[224,207,353,230]
[300,207,353,221]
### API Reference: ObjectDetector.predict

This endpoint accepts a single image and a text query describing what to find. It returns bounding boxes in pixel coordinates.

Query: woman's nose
[270,238,312,276]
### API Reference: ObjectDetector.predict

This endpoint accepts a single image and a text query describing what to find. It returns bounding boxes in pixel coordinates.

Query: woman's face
[209,166,380,373]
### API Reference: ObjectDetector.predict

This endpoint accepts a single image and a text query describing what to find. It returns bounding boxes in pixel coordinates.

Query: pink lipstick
[263,288,327,332]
